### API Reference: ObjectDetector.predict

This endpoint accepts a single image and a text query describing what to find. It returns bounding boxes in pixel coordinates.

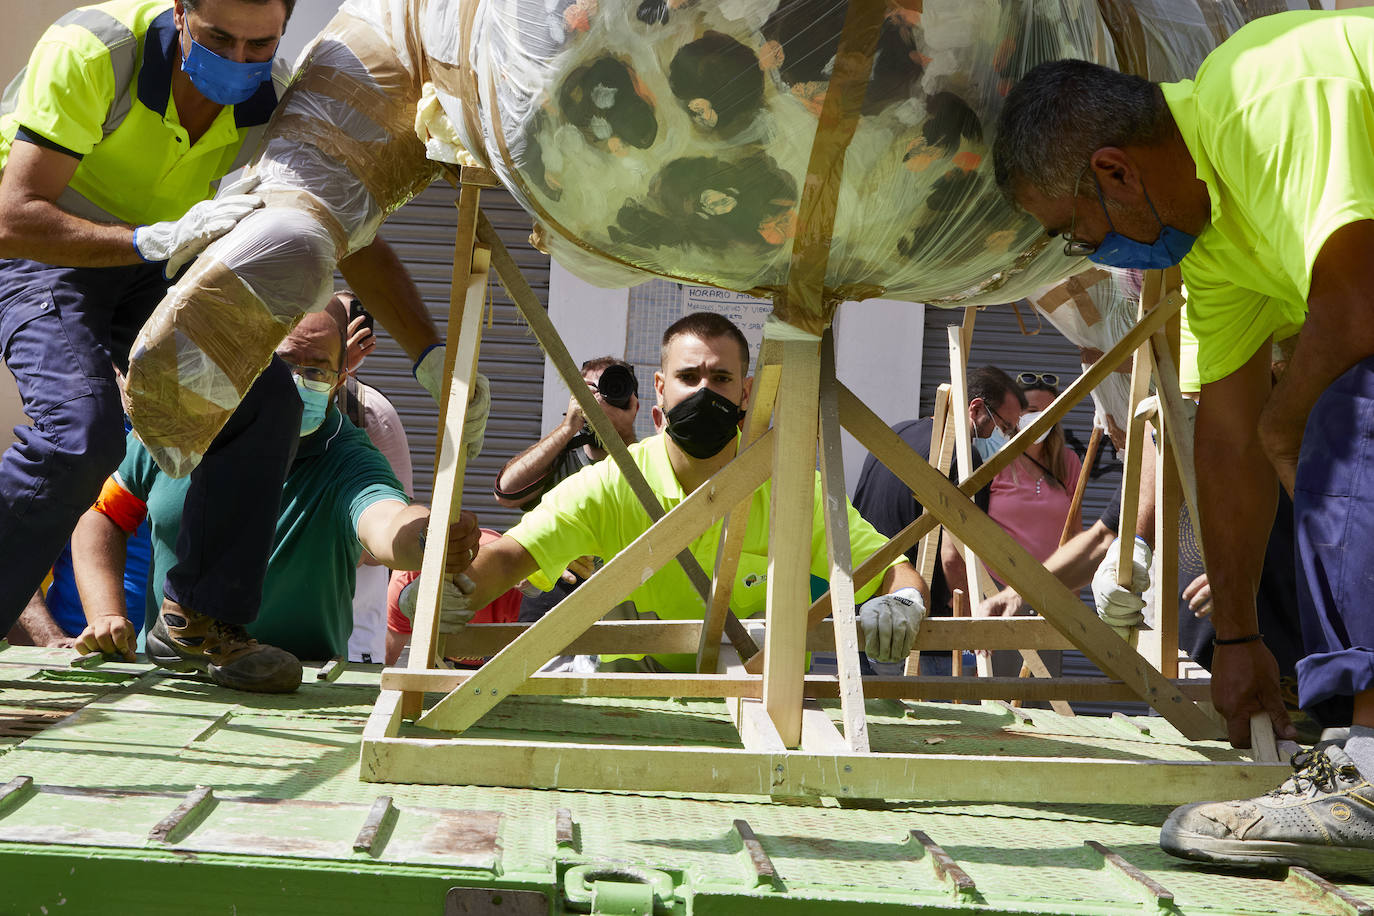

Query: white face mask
[1018,410,1051,445]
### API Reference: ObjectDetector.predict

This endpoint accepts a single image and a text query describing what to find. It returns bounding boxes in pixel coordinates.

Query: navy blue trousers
[0,258,299,630]
[1293,356,1374,726]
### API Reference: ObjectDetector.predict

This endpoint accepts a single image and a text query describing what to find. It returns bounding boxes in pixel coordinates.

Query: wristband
[1212,633,1263,647]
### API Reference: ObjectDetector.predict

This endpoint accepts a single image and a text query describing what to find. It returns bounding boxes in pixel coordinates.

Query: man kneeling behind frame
[401,312,929,672]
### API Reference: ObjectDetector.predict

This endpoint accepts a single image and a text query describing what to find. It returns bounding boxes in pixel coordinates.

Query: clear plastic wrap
[125,0,1258,473]
[1028,267,1144,444]
[425,0,1120,310]
[127,2,439,475]
[1097,0,1244,81]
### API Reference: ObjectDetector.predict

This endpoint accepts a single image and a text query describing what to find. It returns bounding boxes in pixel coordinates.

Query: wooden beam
[836,385,1222,740]
[946,325,996,605]
[818,330,868,752]
[383,668,1217,704]
[361,737,1287,805]
[406,242,489,688]
[735,698,787,752]
[795,288,1189,639]
[699,338,782,672]
[477,214,759,661]
[762,336,821,746]
[415,431,777,733]
[914,384,952,587]
[440,616,1079,658]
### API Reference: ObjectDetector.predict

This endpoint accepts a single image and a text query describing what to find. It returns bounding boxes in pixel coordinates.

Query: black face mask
[664,387,744,459]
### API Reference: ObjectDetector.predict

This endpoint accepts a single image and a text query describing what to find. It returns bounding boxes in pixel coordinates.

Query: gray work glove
[133,194,263,278]
[414,344,489,462]
[1092,536,1151,628]
[397,573,478,632]
[858,586,926,664]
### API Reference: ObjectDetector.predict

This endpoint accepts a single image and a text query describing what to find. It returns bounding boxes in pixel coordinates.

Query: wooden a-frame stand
[358,166,1287,804]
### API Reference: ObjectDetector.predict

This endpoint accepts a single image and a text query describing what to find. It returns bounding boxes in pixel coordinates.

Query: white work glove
[397,573,478,633]
[1092,536,1152,628]
[858,586,926,664]
[133,194,263,278]
[414,344,489,462]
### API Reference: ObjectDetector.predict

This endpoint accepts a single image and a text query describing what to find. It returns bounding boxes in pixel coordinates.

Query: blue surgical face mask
[180,28,274,105]
[973,404,1010,461]
[294,375,332,436]
[973,427,1008,462]
[1086,178,1196,270]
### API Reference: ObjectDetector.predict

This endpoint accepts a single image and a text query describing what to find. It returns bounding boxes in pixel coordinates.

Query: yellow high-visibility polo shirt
[507,432,899,672]
[0,0,289,227]
[1164,8,1374,390]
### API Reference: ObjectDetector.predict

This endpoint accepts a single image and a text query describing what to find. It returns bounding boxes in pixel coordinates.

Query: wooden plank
[914,384,952,586]
[360,738,1288,805]
[415,431,777,733]
[818,330,867,752]
[735,698,787,752]
[1150,327,1203,540]
[699,338,782,672]
[1250,712,1280,762]
[763,336,822,747]
[1017,650,1075,717]
[383,668,1217,704]
[1060,427,1102,547]
[1115,301,1155,600]
[836,385,1222,740]
[477,214,759,660]
[797,288,1189,638]
[1144,405,1180,677]
[946,325,996,605]
[440,616,1078,658]
[407,244,489,679]
[365,689,406,740]
[799,700,851,754]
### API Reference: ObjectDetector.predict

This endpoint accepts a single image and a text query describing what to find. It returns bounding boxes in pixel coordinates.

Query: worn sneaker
[1160,744,1374,879]
[146,599,302,693]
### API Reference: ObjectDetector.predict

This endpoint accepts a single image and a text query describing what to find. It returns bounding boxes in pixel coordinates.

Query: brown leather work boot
[146,598,302,693]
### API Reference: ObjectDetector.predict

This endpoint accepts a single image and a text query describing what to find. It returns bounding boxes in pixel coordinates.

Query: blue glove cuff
[412,342,442,378]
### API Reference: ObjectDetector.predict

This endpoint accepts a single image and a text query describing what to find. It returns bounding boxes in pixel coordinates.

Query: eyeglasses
[985,403,1017,438]
[1017,371,1059,387]
[1059,164,1102,258]
[286,363,339,392]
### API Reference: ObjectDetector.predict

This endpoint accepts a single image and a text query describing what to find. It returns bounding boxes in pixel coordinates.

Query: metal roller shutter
[343,182,549,533]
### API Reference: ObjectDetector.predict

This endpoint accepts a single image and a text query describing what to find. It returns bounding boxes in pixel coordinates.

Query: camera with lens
[567,363,637,450]
[593,363,637,410]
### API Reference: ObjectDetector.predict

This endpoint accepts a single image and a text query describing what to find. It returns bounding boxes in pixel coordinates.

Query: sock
[1344,725,1374,780]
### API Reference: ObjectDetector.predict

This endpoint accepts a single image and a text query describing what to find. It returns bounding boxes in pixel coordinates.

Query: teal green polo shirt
[0,0,287,225]
[507,432,897,671]
[115,407,407,661]
[1164,8,1374,389]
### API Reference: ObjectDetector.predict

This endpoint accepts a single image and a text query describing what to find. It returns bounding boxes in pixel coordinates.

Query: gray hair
[992,59,1170,204]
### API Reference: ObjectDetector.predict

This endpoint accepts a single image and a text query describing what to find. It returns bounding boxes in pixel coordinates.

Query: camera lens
[595,364,636,409]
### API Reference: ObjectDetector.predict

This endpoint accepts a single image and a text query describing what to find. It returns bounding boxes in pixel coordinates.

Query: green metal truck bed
[1,645,1369,915]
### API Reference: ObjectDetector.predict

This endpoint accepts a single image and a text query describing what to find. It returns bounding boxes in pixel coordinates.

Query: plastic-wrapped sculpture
[124,0,1240,475]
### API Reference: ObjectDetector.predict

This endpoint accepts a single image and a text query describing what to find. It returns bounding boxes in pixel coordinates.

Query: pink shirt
[987,447,1082,581]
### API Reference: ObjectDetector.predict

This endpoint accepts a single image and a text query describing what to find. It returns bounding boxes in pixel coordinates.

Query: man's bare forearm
[17,590,69,646]
[71,510,132,623]
[338,236,441,362]
[1196,350,1276,641]
[493,423,579,507]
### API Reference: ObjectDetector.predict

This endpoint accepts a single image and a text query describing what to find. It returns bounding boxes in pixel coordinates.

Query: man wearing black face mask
[441,312,928,672]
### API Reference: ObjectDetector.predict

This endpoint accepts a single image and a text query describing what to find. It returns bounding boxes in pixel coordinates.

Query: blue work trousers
[1293,355,1374,727]
[0,258,299,630]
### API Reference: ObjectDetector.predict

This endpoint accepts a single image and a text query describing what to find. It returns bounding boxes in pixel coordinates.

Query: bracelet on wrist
[1212,632,1263,647]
